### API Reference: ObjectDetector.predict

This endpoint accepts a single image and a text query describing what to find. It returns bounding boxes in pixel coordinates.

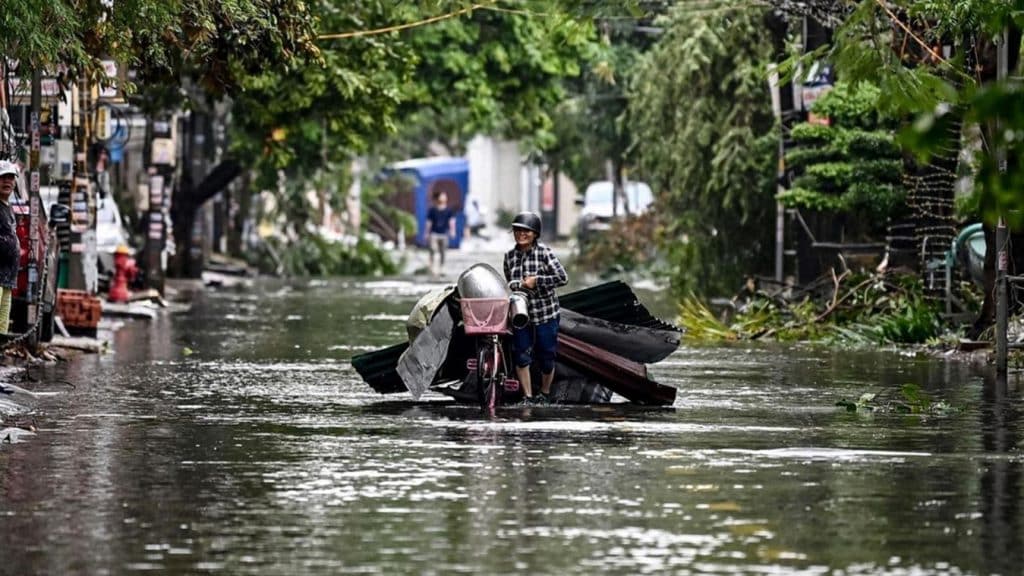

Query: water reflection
[980,371,1023,575]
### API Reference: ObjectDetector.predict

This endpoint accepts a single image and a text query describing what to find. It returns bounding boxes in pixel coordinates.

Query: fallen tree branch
[817,275,878,323]
[815,268,853,322]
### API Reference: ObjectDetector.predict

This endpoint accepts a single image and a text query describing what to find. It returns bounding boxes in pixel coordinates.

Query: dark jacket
[0,202,20,289]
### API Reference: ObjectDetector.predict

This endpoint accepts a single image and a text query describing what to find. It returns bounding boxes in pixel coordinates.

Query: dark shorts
[512,315,559,374]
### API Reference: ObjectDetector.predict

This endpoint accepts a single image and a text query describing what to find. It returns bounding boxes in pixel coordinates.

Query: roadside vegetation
[678,270,980,347]
[777,81,905,240]
[627,4,779,297]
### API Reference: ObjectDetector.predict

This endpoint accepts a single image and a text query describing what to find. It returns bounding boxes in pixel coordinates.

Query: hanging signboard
[4,59,63,104]
[98,60,122,101]
[70,178,91,233]
[151,138,176,166]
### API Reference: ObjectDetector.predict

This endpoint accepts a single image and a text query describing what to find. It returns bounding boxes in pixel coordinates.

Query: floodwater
[1,275,1022,575]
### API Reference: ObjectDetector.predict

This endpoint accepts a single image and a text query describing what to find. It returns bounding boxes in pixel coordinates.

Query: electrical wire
[317,3,490,40]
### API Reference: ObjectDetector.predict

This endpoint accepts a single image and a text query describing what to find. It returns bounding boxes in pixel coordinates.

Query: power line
[317,3,491,40]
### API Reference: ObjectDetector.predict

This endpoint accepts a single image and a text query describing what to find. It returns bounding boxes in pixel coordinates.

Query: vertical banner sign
[27,112,40,313]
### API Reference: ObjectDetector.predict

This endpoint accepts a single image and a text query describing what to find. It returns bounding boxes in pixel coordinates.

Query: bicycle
[460,295,519,410]
[456,263,530,411]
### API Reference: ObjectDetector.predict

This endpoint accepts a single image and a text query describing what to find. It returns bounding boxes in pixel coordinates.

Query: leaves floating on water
[836,383,958,415]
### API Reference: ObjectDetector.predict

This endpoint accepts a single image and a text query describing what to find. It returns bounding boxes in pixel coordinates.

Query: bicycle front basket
[460,297,510,335]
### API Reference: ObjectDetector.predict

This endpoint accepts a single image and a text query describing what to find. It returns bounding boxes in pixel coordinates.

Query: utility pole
[768,63,786,283]
[996,218,1008,372]
[995,28,1010,375]
[605,159,626,218]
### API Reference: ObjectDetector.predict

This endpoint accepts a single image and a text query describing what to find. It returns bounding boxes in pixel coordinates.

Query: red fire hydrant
[108,245,137,303]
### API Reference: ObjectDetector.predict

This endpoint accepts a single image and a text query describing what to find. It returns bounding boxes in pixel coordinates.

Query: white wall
[555,172,579,239]
[466,136,580,238]
[466,135,521,226]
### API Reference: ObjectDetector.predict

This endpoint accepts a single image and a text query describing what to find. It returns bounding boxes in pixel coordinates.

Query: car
[575,180,653,247]
[95,193,131,278]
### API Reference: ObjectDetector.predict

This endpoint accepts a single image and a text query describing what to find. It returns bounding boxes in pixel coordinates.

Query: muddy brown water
[1,276,1022,575]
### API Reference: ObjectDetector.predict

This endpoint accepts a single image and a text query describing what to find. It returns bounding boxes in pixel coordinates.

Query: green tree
[779,82,906,241]
[628,4,779,296]
[545,18,657,194]
[4,1,638,277]
[776,1,1024,225]
[367,2,605,162]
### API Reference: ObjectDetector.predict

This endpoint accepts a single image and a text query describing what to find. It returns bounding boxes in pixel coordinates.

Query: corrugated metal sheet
[351,342,408,394]
[559,281,679,332]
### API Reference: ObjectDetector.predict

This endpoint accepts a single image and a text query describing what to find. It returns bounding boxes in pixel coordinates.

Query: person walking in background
[426,191,455,277]
[0,161,21,333]
[503,211,568,404]
[465,198,489,241]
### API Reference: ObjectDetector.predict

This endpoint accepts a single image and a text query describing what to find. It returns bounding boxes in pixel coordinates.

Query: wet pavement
[1,261,1023,575]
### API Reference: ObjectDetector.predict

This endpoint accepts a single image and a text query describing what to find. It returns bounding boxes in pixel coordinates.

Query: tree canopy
[629,4,779,295]
[234,2,603,175]
[2,0,319,95]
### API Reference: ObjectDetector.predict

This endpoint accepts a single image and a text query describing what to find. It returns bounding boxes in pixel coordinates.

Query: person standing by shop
[0,161,21,333]
[503,211,568,403]
[426,192,455,277]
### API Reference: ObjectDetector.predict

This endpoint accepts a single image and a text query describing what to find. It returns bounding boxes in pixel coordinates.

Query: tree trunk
[171,159,242,277]
[228,171,251,257]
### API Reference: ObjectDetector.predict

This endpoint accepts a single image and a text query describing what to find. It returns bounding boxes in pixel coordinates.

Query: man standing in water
[0,161,20,333]
[425,192,455,277]
[503,211,568,403]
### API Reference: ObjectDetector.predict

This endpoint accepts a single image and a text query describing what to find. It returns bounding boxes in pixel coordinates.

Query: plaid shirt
[503,242,568,324]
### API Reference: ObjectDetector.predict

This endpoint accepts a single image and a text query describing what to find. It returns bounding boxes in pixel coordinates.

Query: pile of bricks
[56,289,102,332]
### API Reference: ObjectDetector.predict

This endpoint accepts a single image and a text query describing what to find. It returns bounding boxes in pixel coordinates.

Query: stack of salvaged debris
[351,275,681,406]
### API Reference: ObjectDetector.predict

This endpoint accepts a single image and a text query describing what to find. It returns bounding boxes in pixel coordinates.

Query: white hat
[0,160,18,177]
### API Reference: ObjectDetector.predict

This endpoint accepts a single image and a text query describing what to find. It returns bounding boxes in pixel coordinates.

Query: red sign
[541,178,555,212]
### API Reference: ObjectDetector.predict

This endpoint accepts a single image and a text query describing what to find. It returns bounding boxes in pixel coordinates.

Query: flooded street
[2,274,1022,575]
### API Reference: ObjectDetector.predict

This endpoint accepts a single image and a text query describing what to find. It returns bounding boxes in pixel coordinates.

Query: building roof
[391,156,468,179]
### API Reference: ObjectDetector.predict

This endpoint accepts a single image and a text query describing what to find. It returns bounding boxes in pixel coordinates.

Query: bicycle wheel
[476,341,500,410]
